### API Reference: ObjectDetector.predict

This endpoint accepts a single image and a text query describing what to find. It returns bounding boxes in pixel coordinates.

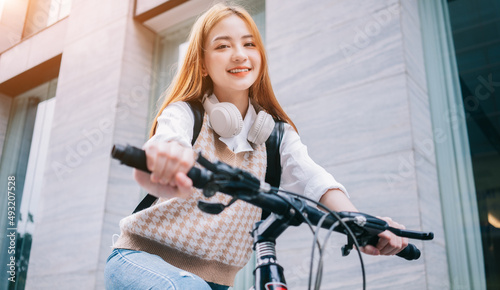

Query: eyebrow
[212,34,254,43]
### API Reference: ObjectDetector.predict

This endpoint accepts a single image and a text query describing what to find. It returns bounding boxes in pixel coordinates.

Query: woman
[104,3,407,289]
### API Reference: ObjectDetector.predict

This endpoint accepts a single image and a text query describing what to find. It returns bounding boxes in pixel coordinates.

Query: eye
[215,44,229,49]
[244,42,256,47]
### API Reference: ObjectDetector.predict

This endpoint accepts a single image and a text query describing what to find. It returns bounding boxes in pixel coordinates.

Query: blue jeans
[104,248,229,290]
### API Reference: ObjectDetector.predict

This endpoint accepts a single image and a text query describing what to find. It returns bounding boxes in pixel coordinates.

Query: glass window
[0,78,57,290]
[23,0,72,38]
[447,0,500,289]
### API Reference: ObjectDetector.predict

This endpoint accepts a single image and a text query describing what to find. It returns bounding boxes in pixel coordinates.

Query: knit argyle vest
[113,113,266,286]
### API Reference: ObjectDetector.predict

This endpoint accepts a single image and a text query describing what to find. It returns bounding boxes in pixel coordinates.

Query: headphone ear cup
[248,111,275,145]
[209,103,243,138]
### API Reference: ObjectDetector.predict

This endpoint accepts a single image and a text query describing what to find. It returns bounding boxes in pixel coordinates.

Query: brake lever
[198,197,238,215]
[338,212,434,240]
[194,154,263,214]
[336,211,433,260]
[387,227,434,240]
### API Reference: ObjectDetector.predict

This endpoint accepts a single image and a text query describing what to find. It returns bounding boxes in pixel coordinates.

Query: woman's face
[203,15,261,101]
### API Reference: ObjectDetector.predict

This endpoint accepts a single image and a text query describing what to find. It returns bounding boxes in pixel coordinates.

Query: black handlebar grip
[396,243,421,260]
[112,144,150,173]
[111,144,211,189]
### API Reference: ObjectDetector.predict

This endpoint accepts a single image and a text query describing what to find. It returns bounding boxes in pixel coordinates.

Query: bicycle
[111,144,434,290]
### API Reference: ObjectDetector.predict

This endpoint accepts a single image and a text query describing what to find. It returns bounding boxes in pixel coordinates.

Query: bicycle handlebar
[111,144,433,261]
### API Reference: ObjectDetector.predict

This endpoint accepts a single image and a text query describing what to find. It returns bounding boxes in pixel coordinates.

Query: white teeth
[229,68,250,73]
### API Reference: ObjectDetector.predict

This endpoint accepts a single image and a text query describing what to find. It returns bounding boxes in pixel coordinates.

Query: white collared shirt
[147,101,348,201]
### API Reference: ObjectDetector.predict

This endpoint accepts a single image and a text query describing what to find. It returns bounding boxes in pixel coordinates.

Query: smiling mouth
[228,68,251,73]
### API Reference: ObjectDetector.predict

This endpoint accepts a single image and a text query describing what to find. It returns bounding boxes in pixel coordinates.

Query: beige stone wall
[23,0,155,288]
[0,0,29,53]
[267,0,448,289]
[0,18,66,85]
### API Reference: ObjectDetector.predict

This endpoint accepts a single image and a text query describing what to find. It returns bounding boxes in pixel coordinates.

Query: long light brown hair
[149,3,297,137]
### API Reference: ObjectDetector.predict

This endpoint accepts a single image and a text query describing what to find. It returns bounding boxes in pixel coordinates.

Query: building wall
[0,0,29,53]
[23,0,155,288]
[0,0,452,289]
[267,0,448,289]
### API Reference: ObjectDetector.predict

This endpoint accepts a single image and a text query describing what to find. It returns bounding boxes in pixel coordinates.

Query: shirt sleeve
[145,102,194,148]
[279,123,349,202]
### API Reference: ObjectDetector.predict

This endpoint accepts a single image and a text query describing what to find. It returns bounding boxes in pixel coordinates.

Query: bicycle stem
[252,219,289,290]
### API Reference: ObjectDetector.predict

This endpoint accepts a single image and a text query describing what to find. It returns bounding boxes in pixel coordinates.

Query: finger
[154,152,169,184]
[383,241,402,256]
[360,245,380,256]
[178,147,195,174]
[175,172,193,199]
[393,221,406,230]
[372,217,409,255]
[390,221,405,230]
[400,237,409,252]
[176,172,193,187]
[376,232,390,252]
[148,142,172,184]
[163,145,193,186]
[144,144,160,182]
[377,231,402,255]
[379,233,403,255]
[156,144,180,185]
[170,153,193,187]
[381,216,406,230]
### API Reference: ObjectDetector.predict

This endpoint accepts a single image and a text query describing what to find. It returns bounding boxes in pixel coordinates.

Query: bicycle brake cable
[316,217,357,289]
[310,213,329,290]
[277,189,367,290]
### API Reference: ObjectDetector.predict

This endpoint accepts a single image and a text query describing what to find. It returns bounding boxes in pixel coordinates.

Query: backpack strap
[261,121,285,219]
[132,100,204,214]
[132,190,158,214]
[265,121,284,187]
[187,99,205,144]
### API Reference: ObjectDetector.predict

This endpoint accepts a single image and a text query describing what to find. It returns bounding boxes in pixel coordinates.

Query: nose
[232,45,248,62]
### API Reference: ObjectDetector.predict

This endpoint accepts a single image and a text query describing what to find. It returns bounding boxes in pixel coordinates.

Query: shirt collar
[218,98,256,153]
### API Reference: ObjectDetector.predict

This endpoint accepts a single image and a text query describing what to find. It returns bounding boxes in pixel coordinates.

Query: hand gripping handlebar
[111,144,433,260]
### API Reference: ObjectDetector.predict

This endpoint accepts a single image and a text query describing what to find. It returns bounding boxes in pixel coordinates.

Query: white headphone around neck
[202,94,275,145]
